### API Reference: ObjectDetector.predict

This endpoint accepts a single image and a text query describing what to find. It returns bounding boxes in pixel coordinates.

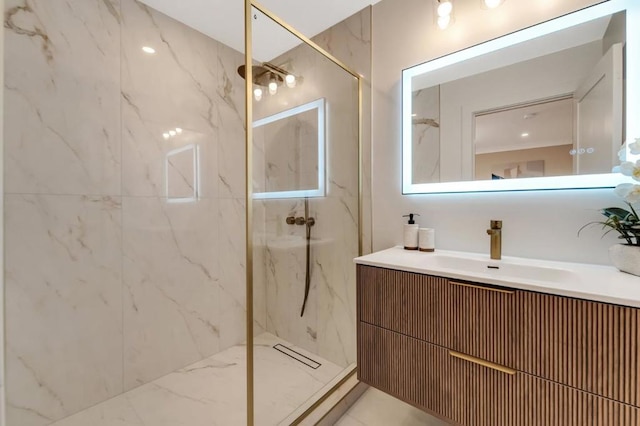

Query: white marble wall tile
[312,196,358,367]
[5,194,123,426]
[120,0,219,198]
[218,197,254,350]
[4,0,122,195]
[313,8,373,254]
[253,7,367,370]
[122,197,219,390]
[217,44,246,199]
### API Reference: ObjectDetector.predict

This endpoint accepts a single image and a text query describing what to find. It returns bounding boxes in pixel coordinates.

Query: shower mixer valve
[285,215,315,226]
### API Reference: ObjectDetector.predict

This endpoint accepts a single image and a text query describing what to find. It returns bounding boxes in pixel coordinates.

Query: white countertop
[355,246,640,308]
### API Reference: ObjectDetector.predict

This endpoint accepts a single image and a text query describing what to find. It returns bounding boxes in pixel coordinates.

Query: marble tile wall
[253,8,371,369]
[4,0,248,424]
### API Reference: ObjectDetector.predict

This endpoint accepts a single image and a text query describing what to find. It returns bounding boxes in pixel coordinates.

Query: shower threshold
[50,333,342,426]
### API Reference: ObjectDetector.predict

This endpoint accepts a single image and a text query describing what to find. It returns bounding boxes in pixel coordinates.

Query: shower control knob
[285,216,296,225]
[306,217,315,227]
[295,217,306,225]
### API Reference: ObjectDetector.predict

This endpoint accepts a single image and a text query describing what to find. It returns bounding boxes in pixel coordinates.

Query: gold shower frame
[244,1,363,424]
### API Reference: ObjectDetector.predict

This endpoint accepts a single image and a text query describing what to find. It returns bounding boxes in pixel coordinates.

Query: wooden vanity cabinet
[447,280,519,369]
[357,265,640,425]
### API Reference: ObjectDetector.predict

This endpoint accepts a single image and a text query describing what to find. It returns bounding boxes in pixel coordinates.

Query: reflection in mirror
[474,97,574,180]
[252,98,325,199]
[403,1,639,194]
[166,143,199,202]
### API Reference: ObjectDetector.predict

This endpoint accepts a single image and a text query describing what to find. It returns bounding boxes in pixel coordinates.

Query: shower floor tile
[51,333,343,426]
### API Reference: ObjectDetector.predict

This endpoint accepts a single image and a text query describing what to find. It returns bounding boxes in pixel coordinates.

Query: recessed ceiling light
[175,128,183,134]
[521,132,529,137]
[142,46,156,54]
[169,130,176,136]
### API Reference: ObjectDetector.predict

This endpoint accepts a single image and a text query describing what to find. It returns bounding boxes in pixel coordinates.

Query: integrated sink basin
[431,254,575,284]
[354,246,640,308]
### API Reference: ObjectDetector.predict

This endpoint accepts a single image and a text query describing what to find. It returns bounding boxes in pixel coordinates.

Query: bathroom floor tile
[335,388,447,426]
[50,333,342,426]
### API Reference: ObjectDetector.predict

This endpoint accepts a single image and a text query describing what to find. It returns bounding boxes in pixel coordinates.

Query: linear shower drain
[272,344,321,369]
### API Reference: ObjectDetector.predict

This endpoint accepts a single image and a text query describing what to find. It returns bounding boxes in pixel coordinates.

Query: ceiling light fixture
[521,132,529,137]
[285,74,296,88]
[254,87,263,101]
[483,0,505,9]
[237,63,301,102]
[142,46,156,54]
[436,0,454,30]
[268,78,278,95]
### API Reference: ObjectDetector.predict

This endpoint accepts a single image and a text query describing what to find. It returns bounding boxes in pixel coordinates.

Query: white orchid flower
[630,138,640,155]
[618,146,627,162]
[619,160,640,182]
[615,183,640,203]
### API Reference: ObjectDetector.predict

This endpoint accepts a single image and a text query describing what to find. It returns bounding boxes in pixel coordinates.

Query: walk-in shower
[2,0,366,425]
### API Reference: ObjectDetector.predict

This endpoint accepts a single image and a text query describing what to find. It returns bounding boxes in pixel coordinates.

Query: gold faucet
[486,220,502,260]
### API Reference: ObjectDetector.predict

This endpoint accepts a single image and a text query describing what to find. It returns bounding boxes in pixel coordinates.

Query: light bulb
[142,46,156,54]
[437,15,451,29]
[175,127,183,134]
[521,132,529,137]
[269,81,278,95]
[254,88,262,101]
[169,130,176,136]
[285,74,296,88]
[484,0,503,9]
[163,133,170,140]
[437,1,452,17]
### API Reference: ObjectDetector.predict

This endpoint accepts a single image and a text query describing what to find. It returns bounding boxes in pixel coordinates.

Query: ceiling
[475,98,574,155]
[138,0,380,59]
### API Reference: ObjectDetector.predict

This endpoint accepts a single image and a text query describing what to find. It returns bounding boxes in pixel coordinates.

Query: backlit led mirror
[402,0,640,194]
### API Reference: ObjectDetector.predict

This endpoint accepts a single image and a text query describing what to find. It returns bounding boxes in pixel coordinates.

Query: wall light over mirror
[252,98,326,199]
[403,0,640,194]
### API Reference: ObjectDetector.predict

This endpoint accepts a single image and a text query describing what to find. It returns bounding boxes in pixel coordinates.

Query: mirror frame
[252,97,326,199]
[402,0,639,194]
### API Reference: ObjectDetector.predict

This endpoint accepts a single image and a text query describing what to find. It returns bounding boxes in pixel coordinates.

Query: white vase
[609,244,640,277]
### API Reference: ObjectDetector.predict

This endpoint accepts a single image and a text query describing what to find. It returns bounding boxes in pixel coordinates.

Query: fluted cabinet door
[357,265,448,346]
[447,281,520,369]
[519,291,640,407]
[358,323,450,418]
[446,353,640,426]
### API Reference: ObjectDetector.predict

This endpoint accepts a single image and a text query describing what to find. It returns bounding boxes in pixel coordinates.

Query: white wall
[371,0,622,265]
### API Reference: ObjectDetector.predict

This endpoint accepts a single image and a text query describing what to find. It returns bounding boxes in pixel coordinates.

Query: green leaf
[602,207,633,221]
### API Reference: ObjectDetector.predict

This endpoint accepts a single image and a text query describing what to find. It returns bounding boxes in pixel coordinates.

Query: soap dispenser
[402,214,420,250]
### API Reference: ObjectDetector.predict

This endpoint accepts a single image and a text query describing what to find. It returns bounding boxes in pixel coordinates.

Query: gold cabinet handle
[449,351,516,375]
[449,281,514,295]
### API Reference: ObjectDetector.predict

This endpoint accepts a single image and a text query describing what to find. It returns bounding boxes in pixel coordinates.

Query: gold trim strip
[449,281,514,295]
[449,351,516,375]
[244,1,254,425]
[251,1,362,80]
[289,367,358,425]
[358,77,363,257]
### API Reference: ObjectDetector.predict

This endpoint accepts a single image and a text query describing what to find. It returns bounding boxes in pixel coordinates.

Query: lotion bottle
[402,214,420,250]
